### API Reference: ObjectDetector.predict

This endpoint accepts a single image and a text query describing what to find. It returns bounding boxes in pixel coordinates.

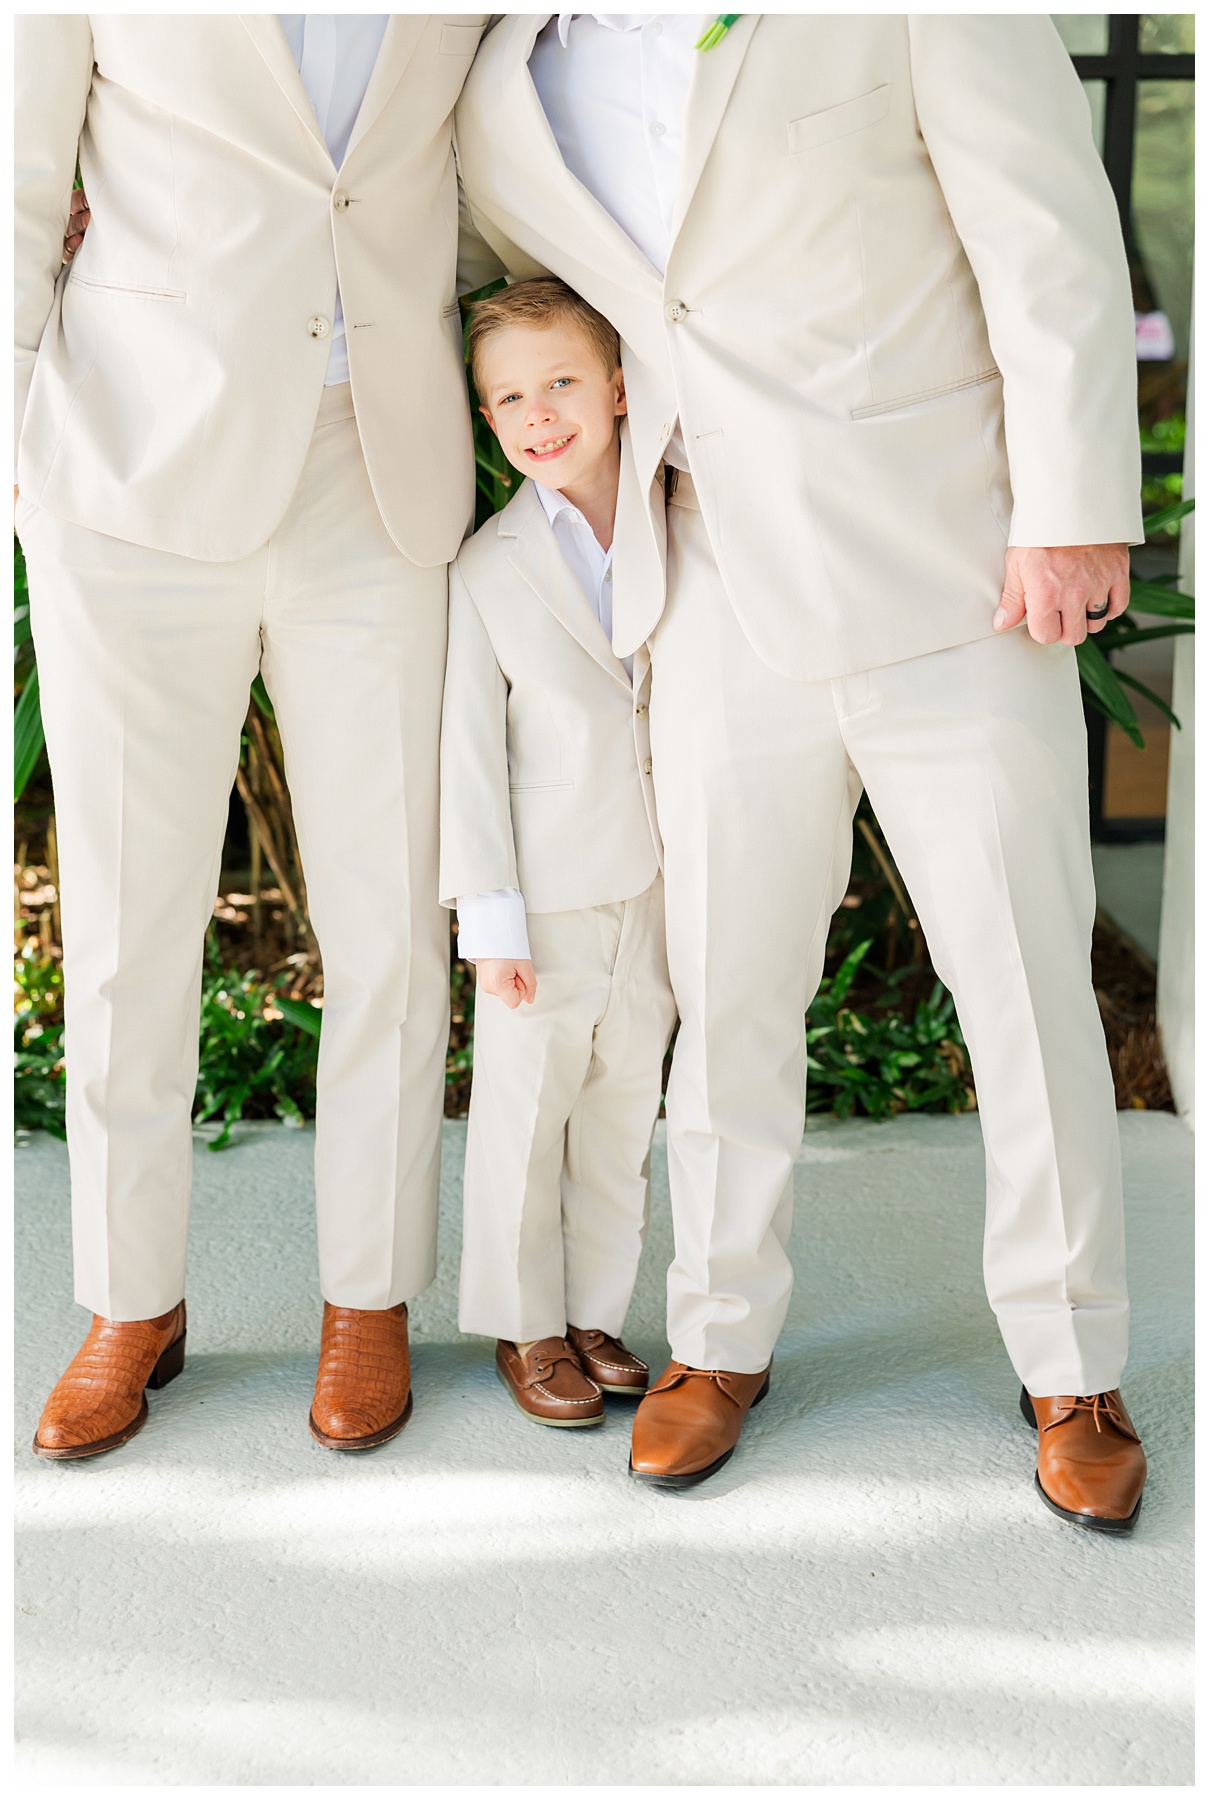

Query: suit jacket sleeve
[15,15,95,467]
[908,15,1144,547]
[439,560,520,908]
[453,132,552,287]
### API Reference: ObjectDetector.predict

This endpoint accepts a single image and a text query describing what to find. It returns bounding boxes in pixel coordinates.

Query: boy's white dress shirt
[277,13,388,385]
[455,482,629,962]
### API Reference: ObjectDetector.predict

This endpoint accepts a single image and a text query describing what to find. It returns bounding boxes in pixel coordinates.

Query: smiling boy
[439,278,677,1427]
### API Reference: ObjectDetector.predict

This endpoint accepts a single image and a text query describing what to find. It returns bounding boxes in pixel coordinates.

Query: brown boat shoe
[567,1326,649,1396]
[496,1337,604,1427]
[629,1359,771,1488]
[309,1301,413,1451]
[33,1302,188,1460]
[1021,1387,1147,1533]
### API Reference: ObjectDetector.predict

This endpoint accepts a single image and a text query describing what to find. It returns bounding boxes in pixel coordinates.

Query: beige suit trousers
[458,878,677,1344]
[20,386,451,1320]
[651,487,1128,1396]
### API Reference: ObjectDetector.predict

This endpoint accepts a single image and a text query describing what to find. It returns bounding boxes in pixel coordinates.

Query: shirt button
[664,300,688,323]
[650,120,666,138]
[308,316,331,339]
[642,758,653,775]
[635,704,648,717]
[333,191,351,211]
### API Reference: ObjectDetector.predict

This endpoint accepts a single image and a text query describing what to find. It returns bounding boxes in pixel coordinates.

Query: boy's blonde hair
[468,277,621,398]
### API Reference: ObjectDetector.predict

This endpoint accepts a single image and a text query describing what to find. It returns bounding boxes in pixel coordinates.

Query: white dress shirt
[456,483,627,962]
[277,14,387,385]
[529,13,704,467]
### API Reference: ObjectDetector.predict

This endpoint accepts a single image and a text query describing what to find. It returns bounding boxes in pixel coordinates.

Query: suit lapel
[239,16,334,171]
[670,13,760,241]
[502,485,632,690]
[343,15,428,164]
[503,16,664,307]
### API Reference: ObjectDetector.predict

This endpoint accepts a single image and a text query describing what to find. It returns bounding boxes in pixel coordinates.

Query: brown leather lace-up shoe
[309,1301,412,1451]
[1021,1387,1147,1533]
[567,1326,649,1396]
[496,1337,604,1426]
[33,1302,187,1460]
[629,1360,771,1488]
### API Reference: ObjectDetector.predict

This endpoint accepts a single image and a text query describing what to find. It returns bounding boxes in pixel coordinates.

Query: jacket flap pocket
[788,85,890,155]
[440,23,481,55]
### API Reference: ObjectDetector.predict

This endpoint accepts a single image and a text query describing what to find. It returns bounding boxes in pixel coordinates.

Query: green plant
[1076,496,1195,749]
[14,938,66,1137]
[804,939,975,1120]
[192,938,321,1149]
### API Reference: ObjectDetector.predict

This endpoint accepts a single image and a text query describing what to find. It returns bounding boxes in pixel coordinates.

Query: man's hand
[475,958,537,1009]
[994,544,1130,647]
[62,186,90,264]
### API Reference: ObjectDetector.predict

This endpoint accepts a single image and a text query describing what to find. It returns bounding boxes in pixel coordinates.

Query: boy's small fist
[475,958,537,1009]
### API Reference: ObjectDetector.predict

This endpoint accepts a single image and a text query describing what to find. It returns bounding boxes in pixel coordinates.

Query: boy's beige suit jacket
[439,478,660,915]
[454,14,1145,680]
[15,14,494,566]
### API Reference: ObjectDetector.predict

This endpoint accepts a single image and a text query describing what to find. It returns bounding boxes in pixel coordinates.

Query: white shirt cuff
[455,889,531,962]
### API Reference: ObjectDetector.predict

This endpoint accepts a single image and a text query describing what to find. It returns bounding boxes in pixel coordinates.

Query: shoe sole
[309,1389,413,1451]
[497,1364,604,1427]
[597,1382,648,1398]
[32,1329,187,1461]
[628,1371,771,1489]
[1019,1386,1142,1534]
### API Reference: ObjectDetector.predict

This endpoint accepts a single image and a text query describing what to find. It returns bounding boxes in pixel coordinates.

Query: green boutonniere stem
[696,14,740,51]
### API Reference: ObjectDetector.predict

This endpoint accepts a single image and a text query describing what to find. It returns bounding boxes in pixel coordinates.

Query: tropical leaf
[274,994,322,1038]
[1140,496,1195,536]
[13,663,45,799]
[1127,581,1195,619]
[1076,638,1143,748]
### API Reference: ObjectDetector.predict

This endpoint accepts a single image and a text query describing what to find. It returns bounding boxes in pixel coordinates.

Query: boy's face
[477,321,626,493]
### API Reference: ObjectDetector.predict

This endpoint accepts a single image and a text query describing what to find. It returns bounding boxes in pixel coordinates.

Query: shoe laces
[1043,1392,1137,1440]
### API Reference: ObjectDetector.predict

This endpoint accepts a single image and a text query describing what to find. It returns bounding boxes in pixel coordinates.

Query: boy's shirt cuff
[455,889,531,963]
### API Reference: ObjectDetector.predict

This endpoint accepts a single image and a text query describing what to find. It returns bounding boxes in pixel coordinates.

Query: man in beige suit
[16,14,492,1458]
[455,14,1151,1519]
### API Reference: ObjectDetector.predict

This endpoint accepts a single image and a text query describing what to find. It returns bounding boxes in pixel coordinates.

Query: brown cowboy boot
[33,1302,187,1460]
[629,1360,771,1488]
[1021,1388,1147,1532]
[309,1301,412,1450]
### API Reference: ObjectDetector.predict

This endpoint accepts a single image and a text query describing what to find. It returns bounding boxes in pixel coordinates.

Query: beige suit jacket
[439,479,660,915]
[15,14,495,565]
[455,14,1145,679]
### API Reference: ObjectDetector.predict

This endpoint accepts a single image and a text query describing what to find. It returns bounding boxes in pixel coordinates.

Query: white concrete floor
[15,1112,1193,1785]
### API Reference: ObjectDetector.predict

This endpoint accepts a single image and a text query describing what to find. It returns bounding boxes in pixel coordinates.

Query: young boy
[440,278,677,1427]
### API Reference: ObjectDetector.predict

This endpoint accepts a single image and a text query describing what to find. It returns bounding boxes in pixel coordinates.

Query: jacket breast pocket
[439,23,481,54]
[788,85,891,155]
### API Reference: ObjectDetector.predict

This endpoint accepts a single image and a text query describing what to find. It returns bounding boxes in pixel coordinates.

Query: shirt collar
[534,480,586,530]
[556,14,658,46]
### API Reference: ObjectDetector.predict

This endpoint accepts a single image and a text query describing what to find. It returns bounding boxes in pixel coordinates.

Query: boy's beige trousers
[458,877,678,1344]
[651,482,1129,1397]
[20,386,452,1320]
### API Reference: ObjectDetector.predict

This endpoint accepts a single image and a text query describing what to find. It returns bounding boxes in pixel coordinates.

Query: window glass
[1051,14,1109,54]
[1139,15,1195,54]
[1132,80,1194,364]
[1081,78,1107,154]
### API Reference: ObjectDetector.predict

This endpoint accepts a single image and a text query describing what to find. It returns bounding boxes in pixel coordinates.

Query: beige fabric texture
[455,13,1144,679]
[19,393,452,1320]
[459,878,677,1344]
[651,496,1127,1392]
[15,14,490,566]
[440,478,661,915]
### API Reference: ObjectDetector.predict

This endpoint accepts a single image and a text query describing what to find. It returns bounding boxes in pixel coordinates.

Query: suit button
[333,191,351,211]
[308,316,331,339]
[635,704,648,717]
[664,299,688,323]
[642,758,653,774]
